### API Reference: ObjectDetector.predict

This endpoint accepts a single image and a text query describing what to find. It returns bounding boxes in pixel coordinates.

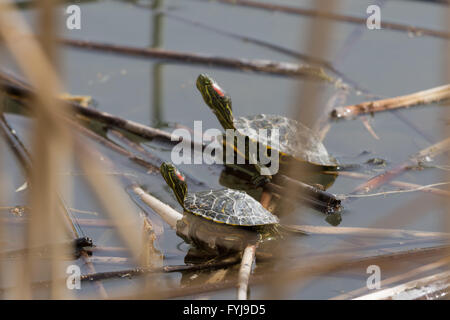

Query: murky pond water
[0,0,449,299]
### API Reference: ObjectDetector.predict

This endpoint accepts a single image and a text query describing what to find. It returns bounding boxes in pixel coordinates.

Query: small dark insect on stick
[205,0,450,40]
[331,84,450,119]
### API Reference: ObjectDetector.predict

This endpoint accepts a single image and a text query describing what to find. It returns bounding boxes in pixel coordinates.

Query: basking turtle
[196,74,337,184]
[160,162,279,229]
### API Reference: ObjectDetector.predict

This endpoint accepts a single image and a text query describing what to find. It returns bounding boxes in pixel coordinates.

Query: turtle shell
[233,114,336,166]
[184,189,279,226]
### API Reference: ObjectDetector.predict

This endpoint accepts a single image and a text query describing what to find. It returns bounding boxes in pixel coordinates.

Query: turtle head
[196,74,235,130]
[160,162,187,208]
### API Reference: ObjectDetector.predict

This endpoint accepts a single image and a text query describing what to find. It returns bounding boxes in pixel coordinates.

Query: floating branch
[207,0,450,40]
[60,38,335,83]
[331,84,450,118]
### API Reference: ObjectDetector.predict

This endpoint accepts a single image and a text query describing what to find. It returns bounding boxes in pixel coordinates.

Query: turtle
[195,74,338,185]
[160,162,279,232]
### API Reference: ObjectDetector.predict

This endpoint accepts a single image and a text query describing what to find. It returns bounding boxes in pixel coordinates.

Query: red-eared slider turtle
[196,74,337,185]
[160,162,279,227]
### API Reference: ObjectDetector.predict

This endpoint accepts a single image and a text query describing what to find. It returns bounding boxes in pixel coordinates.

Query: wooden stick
[237,244,256,300]
[350,136,450,196]
[284,225,450,239]
[331,84,450,118]
[327,170,450,198]
[131,185,182,229]
[354,269,450,300]
[332,255,450,300]
[60,38,334,82]
[207,0,450,40]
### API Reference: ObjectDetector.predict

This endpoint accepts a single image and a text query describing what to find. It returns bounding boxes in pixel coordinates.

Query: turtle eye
[212,83,225,97]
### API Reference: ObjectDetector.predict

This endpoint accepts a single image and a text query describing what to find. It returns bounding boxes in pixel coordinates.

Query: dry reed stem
[265,0,340,299]
[284,225,450,239]
[354,269,450,300]
[0,114,108,298]
[445,2,450,255]
[0,0,73,298]
[351,136,450,196]
[331,84,450,119]
[332,255,450,299]
[0,93,5,298]
[74,139,144,263]
[327,171,450,198]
